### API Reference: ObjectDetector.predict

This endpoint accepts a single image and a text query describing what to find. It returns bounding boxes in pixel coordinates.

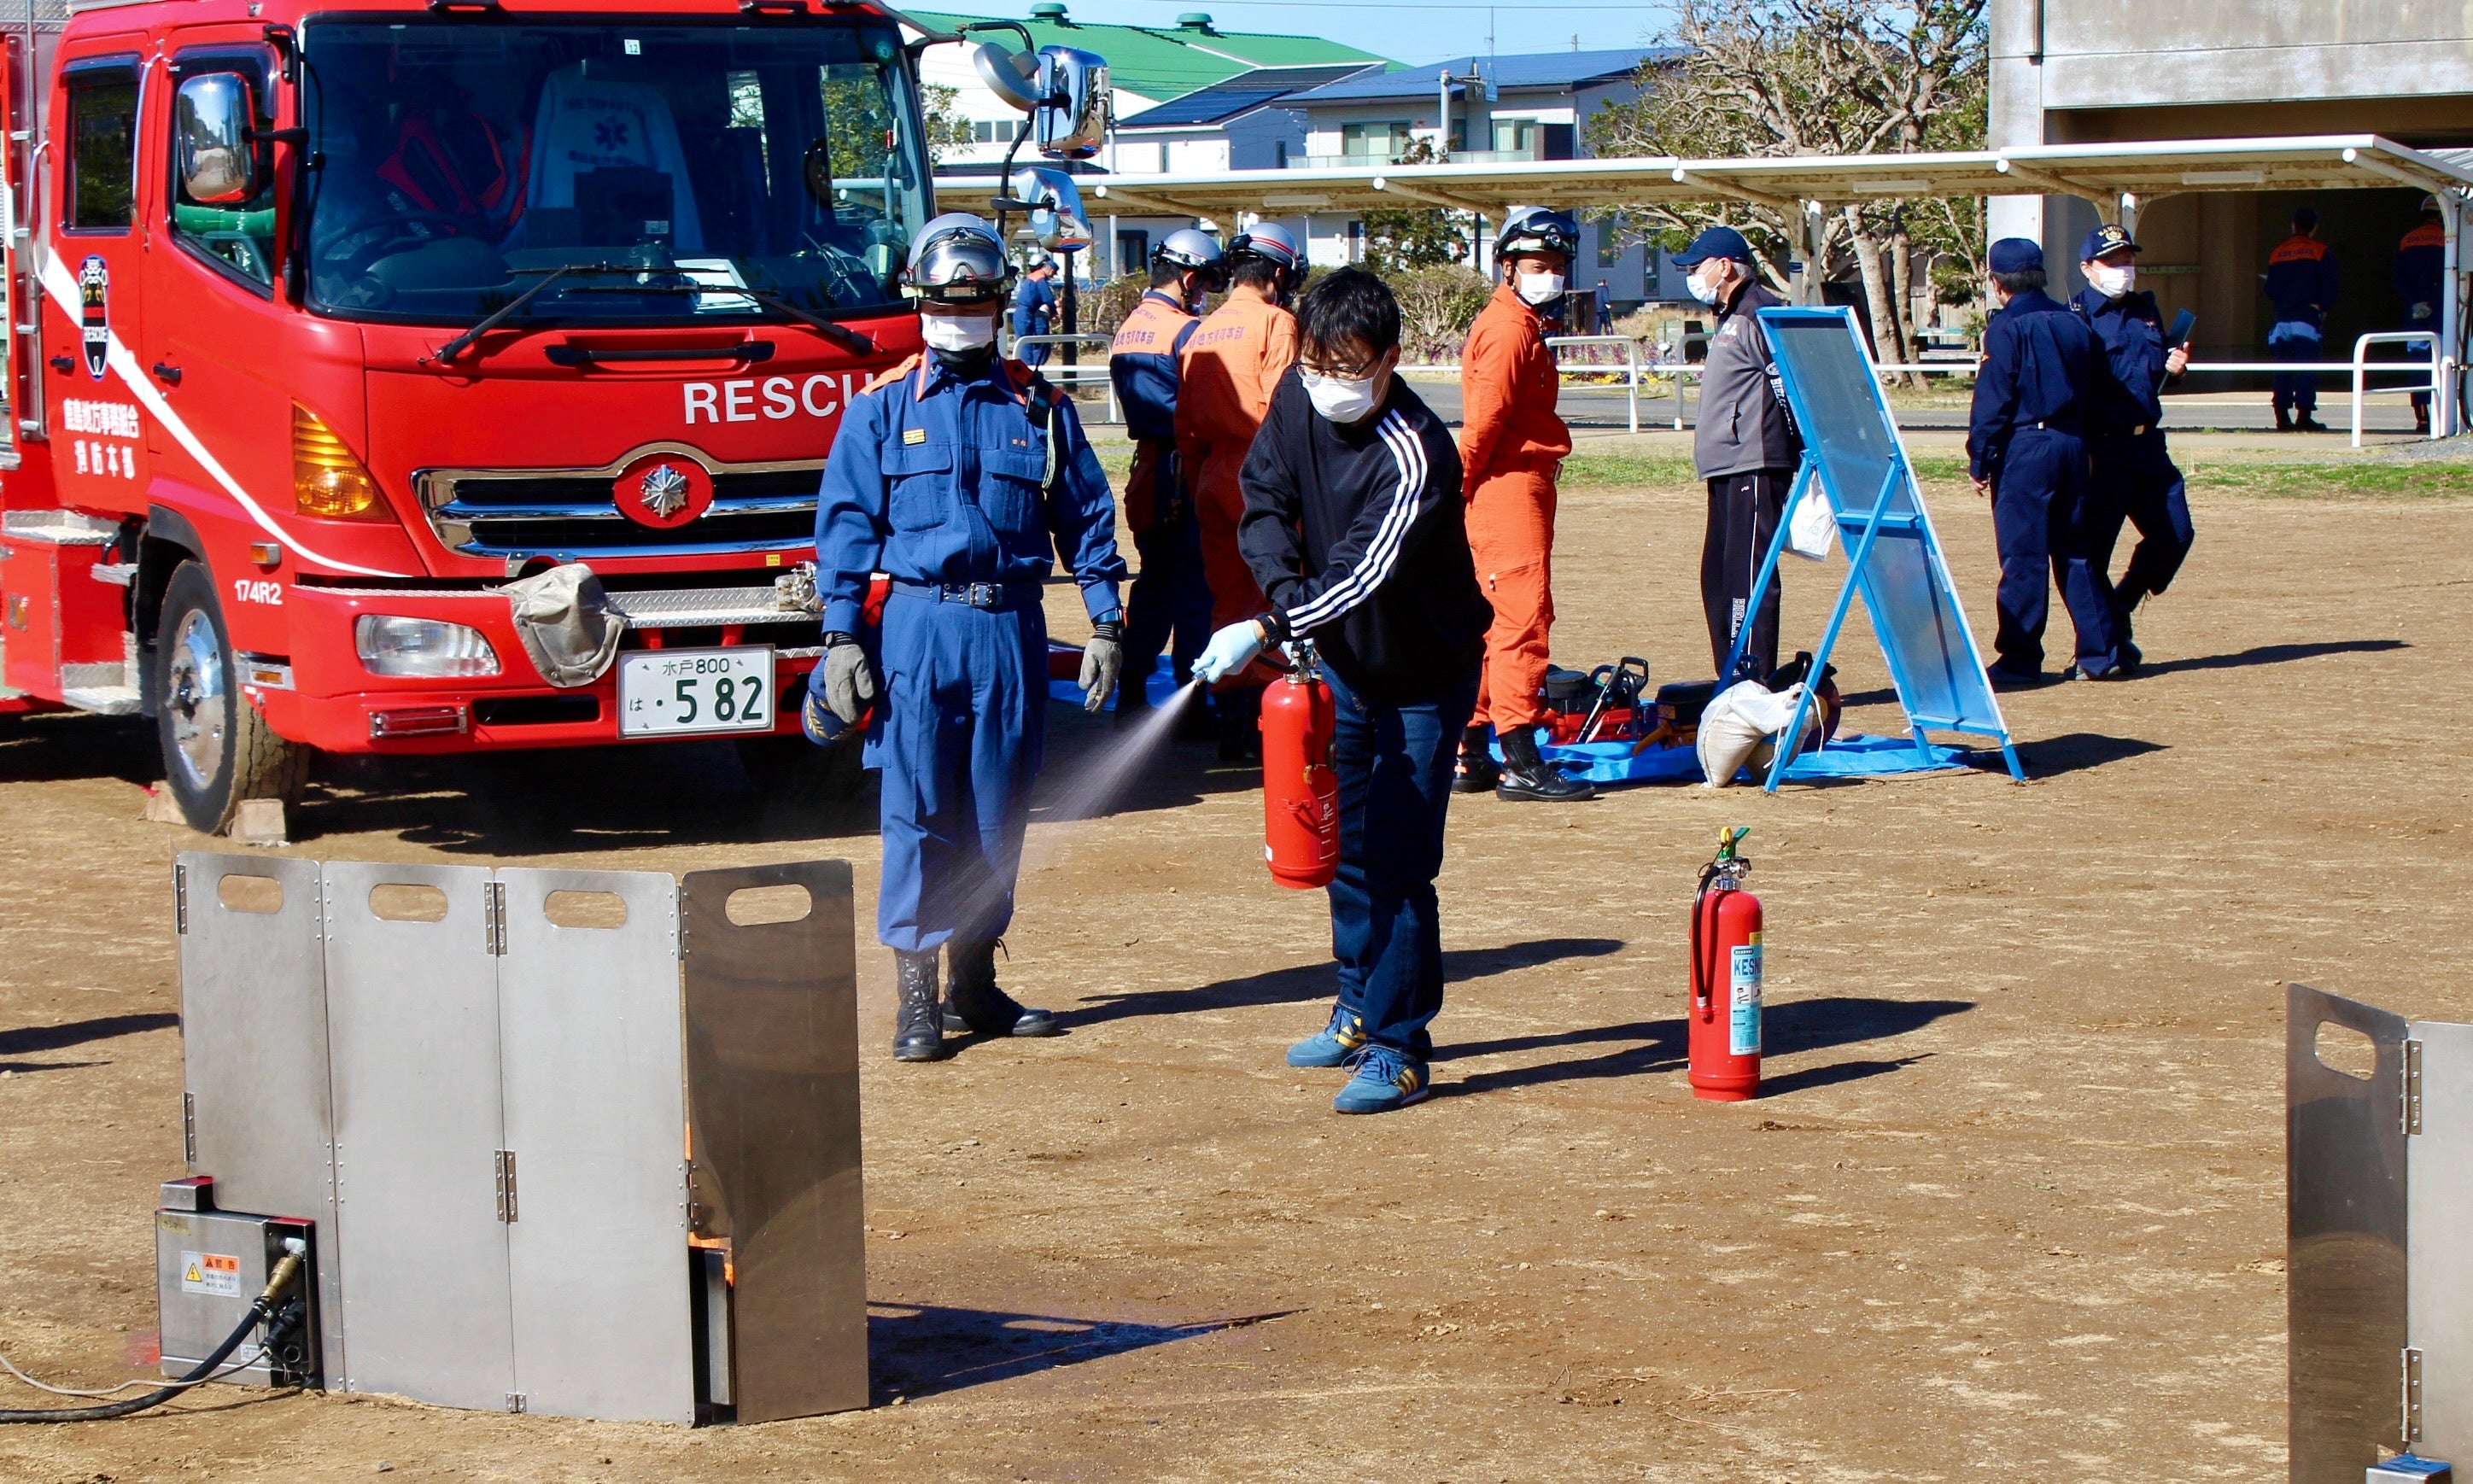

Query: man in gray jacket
[1679,227,1802,681]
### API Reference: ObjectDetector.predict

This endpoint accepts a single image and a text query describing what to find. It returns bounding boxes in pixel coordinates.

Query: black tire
[155,561,310,835]
[734,731,868,808]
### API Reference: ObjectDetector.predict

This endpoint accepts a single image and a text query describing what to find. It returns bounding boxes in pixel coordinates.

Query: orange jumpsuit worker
[1453,207,1593,803]
[1177,223,1303,760]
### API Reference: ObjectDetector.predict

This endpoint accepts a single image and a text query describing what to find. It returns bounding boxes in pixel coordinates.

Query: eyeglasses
[1299,351,1383,381]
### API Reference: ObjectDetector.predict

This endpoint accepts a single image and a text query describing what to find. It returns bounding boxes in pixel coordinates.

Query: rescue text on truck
[0,0,1100,834]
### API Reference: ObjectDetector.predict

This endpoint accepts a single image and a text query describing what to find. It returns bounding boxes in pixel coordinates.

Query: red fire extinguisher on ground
[1261,640,1340,890]
[1688,827,1761,1101]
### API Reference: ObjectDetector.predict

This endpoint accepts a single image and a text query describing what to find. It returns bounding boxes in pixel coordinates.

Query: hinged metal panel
[173,851,342,1388]
[2407,1020,2473,1466]
[493,1150,517,1224]
[321,861,512,1411]
[2289,983,2412,1482]
[681,859,866,1423]
[494,867,694,1424]
[483,880,507,955]
[2406,1038,2425,1136]
[173,861,187,933]
[2406,1347,2426,1446]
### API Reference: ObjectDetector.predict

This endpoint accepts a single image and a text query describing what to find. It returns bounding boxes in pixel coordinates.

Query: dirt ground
[6,445,2471,1481]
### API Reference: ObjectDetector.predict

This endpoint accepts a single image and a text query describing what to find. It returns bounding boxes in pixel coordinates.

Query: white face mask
[1515,270,1567,307]
[920,310,997,353]
[1687,263,1725,307]
[1301,369,1382,424]
[2086,261,2134,298]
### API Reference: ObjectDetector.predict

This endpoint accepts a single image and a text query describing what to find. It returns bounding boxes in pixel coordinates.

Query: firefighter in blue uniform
[2073,224,2192,669]
[806,213,1129,1062]
[1108,229,1225,721]
[1967,237,2122,687]
[1012,256,1059,365]
[2397,196,2447,435]
[2264,207,2339,433]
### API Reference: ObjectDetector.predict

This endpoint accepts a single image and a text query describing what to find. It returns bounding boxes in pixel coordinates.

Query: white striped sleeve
[1283,410,1429,632]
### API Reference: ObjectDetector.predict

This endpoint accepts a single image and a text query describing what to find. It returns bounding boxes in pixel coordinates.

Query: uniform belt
[2031,420,2082,434]
[890,578,1043,611]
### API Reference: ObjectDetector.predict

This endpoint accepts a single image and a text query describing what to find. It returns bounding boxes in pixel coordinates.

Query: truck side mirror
[1030,47,1107,162]
[177,72,255,206]
[1008,167,1091,254]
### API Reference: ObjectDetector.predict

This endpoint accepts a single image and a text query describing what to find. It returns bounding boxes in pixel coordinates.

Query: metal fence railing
[1007,333,1120,425]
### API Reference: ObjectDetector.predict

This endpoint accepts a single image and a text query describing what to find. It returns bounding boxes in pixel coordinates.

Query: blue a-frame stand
[1717,307,2027,791]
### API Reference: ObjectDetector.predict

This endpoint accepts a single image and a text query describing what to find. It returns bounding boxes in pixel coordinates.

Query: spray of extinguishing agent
[1688,827,1762,1101]
[1260,640,1341,890]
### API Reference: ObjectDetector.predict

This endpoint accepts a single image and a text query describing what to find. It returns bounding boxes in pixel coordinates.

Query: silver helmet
[1495,205,1578,261]
[905,213,1014,305]
[1229,222,1301,272]
[1154,227,1226,283]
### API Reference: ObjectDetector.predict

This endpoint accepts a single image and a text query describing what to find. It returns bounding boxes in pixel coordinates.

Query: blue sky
[991,0,1673,67]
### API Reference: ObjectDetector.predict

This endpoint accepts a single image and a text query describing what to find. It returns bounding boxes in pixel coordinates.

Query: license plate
[617,646,775,738]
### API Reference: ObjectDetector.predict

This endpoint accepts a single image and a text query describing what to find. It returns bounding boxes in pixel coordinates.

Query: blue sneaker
[1333,1046,1429,1114]
[1287,1008,1369,1068]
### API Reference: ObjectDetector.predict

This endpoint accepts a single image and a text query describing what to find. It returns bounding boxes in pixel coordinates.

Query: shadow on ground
[2140,638,2405,676]
[1061,938,1625,1031]
[867,1302,1288,1402]
[1432,994,1972,1100]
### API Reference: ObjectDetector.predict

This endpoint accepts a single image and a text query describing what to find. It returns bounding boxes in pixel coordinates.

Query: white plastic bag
[1697,681,1815,787]
[1786,482,1835,561]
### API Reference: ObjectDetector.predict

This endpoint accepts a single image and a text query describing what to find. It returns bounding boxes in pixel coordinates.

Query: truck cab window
[171,59,278,288]
[67,67,139,231]
[297,19,931,330]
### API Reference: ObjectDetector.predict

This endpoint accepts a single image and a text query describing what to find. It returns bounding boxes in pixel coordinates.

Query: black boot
[1217,686,1263,764]
[944,938,1060,1037]
[1496,727,1594,803]
[2274,406,2294,433]
[1451,723,1500,793]
[893,949,950,1061]
[2295,412,2330,434]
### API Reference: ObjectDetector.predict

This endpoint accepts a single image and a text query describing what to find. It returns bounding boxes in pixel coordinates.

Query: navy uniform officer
[808,213,1130,1062]
[2263,207,2338,433]
[2073,223,2192,669]
[2397,196,2447,435]
[1967,237,2123,688]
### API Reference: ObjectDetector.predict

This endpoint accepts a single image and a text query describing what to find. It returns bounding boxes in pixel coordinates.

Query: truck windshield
[298,19,930,328]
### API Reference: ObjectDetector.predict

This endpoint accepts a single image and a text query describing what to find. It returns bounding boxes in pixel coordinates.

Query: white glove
[1192,619,1266,684]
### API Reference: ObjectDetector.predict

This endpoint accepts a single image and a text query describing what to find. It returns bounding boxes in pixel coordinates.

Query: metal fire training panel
[2409,1020,2473,1464]
[496,868,695,1424]
[681,859,867,1423]
[2289,983,2410,1482]
[321,861,516,1411]
[173,851,345,1388]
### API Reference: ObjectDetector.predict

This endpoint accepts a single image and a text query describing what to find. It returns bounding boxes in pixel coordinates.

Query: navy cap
[1988,237,2043,274]
[1673,226,1755,268]
[2079,224,2141,261]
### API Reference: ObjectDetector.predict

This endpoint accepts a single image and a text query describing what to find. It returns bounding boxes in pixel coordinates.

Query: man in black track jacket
[1191,266,1492,1116]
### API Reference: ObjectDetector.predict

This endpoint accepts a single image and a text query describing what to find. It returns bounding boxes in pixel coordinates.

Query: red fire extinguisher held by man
[1260,640,1340,889]
[1688,826,1761,1101]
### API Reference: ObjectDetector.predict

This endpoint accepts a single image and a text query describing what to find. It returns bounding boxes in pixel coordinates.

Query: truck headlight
[354,616,500,678]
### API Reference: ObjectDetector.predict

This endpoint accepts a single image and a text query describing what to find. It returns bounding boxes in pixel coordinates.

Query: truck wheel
[734,732,868,809]
[155,561,310,835]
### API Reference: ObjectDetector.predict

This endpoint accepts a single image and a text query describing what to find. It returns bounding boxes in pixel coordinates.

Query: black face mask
[931,343,997,374]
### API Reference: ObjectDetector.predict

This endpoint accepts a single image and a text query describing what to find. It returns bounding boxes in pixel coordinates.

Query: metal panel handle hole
[2318,1019,2379,1083]
[542,891,628,930]
[722,885,811,927]
[366,883,450,923]
[214,873,285,914]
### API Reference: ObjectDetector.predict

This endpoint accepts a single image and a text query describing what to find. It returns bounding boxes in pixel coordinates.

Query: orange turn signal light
[293,404,383,517]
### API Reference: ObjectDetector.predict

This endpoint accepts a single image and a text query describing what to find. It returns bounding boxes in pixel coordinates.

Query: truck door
[0,32,19,471]
[45,45,149,514]
[142,37,290,535]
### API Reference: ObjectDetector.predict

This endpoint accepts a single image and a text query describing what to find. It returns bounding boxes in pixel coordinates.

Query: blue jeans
[2272,333,2321,415]
[1323,664,1479,1061]
[1991,429,2119,675]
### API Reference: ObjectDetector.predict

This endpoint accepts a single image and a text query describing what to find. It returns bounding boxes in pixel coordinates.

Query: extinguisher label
[1728,934,1763,1057]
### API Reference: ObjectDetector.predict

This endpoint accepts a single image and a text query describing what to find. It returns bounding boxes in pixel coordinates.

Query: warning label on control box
[180,1251,242,1297]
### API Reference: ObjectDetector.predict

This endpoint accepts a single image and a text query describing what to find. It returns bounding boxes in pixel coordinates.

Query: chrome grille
[416,445,821,559]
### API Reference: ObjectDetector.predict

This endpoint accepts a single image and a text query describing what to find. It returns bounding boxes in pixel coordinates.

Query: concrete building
[1281,49,1682,299]
[1990,0,2473,362]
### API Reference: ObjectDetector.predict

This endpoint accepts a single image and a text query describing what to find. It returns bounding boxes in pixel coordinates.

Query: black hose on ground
[0,1247,303,1424]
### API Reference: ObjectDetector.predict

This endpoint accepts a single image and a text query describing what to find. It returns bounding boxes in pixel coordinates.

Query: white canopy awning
[937,134,2473,223]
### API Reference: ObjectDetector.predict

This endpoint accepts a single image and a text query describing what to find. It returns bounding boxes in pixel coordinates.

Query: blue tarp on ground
[1495,730,1974,787]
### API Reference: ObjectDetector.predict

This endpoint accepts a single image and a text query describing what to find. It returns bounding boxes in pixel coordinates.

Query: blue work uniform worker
[2263,207,2339,430]
[1967,237,2121,685]
[811,214,1127,1062]
[1108,229,1225,715]
[2396,199,2447,430]
[1011,260,1059,366]
[2074,224,2193,668]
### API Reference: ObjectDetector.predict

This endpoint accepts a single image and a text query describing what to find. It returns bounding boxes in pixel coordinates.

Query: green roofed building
[911,5,1389,171]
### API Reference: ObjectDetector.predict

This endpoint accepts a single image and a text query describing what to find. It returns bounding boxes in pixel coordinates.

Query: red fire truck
[0,0,1100,831]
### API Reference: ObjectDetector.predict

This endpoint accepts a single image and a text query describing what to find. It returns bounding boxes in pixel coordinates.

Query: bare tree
[1584,0,1987,371]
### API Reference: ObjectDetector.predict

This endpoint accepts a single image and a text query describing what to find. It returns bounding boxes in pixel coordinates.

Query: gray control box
[154,1180,319,1389]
